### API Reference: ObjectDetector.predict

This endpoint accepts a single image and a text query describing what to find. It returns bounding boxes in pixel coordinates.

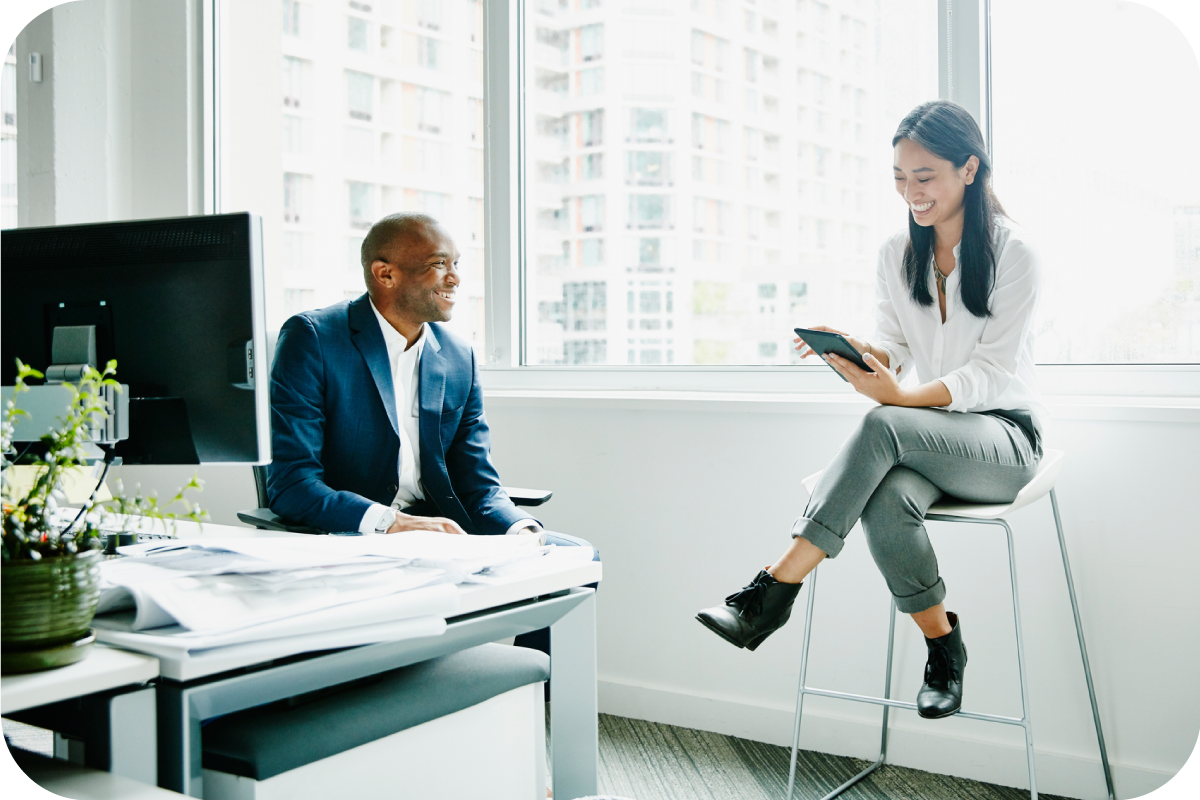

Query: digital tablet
[793,327,874,381]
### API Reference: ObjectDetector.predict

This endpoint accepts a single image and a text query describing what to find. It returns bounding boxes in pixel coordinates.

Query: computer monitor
[1,212,270,464]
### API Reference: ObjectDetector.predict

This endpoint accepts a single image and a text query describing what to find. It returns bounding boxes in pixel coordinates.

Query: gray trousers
[792,406,1040,614]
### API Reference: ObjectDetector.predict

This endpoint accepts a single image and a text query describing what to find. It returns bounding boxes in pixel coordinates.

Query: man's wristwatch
[374,508,397,534]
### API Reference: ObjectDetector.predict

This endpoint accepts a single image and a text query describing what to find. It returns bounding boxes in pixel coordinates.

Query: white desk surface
[98,518,602,683]
[1,645,159,715]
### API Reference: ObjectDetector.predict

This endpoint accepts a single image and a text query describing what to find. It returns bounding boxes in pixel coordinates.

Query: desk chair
[785,450,1115,800]
[236,465,552,534]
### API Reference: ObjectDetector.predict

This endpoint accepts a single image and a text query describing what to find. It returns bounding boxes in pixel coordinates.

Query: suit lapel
[348,295,400,438]
[419,326,446,463]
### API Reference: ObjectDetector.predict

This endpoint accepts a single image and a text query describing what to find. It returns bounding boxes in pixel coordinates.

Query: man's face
[376,224,461,324]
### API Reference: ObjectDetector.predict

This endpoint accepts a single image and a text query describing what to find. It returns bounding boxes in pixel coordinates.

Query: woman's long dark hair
[892,101,1006,318]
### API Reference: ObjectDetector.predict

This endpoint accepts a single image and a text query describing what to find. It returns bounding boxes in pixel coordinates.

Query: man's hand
[386,512,467,535]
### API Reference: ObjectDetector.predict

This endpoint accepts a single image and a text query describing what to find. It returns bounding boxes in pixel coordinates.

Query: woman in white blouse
[697,101,1043,720]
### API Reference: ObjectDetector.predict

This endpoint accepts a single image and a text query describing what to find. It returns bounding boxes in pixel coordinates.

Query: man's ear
[371,259,394,288]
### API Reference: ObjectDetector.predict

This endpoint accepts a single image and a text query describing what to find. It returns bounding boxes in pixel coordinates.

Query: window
[579,195,604,232]
[1,47,16,230]
[524,0,938,366]
[282,0,302,37]
[580,24,603,62]
[346,70,373,121]
[283,172,309,224]
[581,238,605,267]
[630,196,670,230]
[993,0,1200,363]
[577,109,603,147]
[348,181,374,229]
[259,4,489,349]
[347,17,369,53]
[282,56,308,108]
[579,153,604,181]
[628,152,671,186]
[579,67,603,96]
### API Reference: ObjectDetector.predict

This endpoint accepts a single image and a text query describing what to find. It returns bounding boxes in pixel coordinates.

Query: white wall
[478,396,1199,800]
[148,395,1200,799]
[14,0,202,226]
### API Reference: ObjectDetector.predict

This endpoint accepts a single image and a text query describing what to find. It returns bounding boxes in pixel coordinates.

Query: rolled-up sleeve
[939,240,1041,411]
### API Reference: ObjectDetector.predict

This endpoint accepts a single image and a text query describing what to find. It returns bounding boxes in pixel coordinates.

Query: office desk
[2,645,160,785]
[112,520,602,800]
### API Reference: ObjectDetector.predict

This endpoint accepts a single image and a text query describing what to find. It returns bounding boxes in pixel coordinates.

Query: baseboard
[598,679,1177,800]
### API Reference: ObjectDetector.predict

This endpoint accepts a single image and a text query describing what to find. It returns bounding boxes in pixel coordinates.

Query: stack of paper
[91,532,552,662]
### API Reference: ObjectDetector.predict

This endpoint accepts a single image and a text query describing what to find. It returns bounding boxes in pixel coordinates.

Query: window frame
[475,0,1199,400]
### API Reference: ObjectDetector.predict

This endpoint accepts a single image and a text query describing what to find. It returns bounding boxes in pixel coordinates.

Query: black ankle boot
[696,570,802,651]
[917,611,968,719]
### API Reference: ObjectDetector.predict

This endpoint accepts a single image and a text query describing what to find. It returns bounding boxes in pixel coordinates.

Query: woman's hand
[825,351,906,406]
[794,325,867,359]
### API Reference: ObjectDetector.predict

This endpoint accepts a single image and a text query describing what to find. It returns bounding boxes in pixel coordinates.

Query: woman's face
[892,138,978,229]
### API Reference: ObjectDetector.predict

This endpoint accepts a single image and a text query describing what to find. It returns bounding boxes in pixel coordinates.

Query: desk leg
[157,683,204,797]
[550,588,598,800]
[107,687,157,785]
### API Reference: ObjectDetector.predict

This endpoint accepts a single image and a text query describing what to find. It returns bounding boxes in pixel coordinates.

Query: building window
[631,109,667,142]
[283,172,309,224]
[580,195,604,232]
[347,17,369,52]
[282,56,308,108]
[580,24,603,62]
[628,152,671,186]
[346,70,373,121]
[629,195,670,230]
[577,109,603,147]
[282,0,302,37]
[348,181,374,229]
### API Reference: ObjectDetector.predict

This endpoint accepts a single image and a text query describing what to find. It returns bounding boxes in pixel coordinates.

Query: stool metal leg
[785,564,820,800]
[1001,518,1039,800]
[1050,489,1117,800]
[786,566,899,800]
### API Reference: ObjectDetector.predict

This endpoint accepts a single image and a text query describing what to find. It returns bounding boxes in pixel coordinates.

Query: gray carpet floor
[590,714,1072,800]
[7,713,1072,800]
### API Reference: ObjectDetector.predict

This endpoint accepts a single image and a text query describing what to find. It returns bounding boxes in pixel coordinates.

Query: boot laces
[724,575,769,616]
[924,644,954,688]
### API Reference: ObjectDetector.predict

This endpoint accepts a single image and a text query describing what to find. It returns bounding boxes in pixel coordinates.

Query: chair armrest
[236,508,324,535]
[503,487,553,507]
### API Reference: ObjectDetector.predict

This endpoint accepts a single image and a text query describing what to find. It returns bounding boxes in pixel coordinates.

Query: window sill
[482,388,1200,424]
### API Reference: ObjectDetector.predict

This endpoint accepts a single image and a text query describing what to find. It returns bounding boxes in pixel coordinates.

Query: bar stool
[784,450,1115,800]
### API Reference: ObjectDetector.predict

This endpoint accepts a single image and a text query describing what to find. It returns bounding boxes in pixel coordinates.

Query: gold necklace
[934,267,948,296]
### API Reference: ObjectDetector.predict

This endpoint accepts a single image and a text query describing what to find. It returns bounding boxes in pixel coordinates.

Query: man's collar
[369,298,426,354]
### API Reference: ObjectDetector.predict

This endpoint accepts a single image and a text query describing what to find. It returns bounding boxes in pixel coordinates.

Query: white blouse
[873,219,1047,433]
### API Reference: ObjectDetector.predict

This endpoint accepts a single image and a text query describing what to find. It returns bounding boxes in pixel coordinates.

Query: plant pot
[1,548,102,674]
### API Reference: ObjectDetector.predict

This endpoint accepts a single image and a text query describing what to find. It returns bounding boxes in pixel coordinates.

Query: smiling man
[267,213,545,539]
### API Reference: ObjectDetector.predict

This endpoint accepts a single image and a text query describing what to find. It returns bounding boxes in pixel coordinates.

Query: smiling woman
[699,100,1046,724]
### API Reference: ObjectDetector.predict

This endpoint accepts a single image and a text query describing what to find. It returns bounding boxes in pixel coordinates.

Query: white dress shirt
[358,301,540,536]
[873,219,1047,433]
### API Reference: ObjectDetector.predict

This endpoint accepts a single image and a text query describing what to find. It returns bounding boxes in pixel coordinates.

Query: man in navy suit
[267,213,591,561]
[269,213,596,657]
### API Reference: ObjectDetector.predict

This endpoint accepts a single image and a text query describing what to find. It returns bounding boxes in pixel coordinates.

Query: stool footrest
[799,685,1027,728]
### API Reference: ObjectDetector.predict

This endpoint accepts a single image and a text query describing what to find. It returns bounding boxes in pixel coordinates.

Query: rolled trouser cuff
[893,577,946,614]
[791,516,845,558]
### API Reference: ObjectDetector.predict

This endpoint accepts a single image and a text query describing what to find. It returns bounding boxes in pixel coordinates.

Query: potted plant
[1,359,205,673]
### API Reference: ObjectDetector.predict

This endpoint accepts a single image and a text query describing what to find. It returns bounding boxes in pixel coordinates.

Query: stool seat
[802,449,1065,520]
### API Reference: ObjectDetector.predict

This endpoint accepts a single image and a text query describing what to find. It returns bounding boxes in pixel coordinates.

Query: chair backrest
[253,464,269,509]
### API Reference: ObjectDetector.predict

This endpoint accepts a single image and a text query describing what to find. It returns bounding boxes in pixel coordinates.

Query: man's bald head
[360,213,444,286]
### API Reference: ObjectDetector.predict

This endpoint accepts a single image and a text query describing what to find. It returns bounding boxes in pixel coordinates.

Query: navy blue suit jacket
[266,294,529,535]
